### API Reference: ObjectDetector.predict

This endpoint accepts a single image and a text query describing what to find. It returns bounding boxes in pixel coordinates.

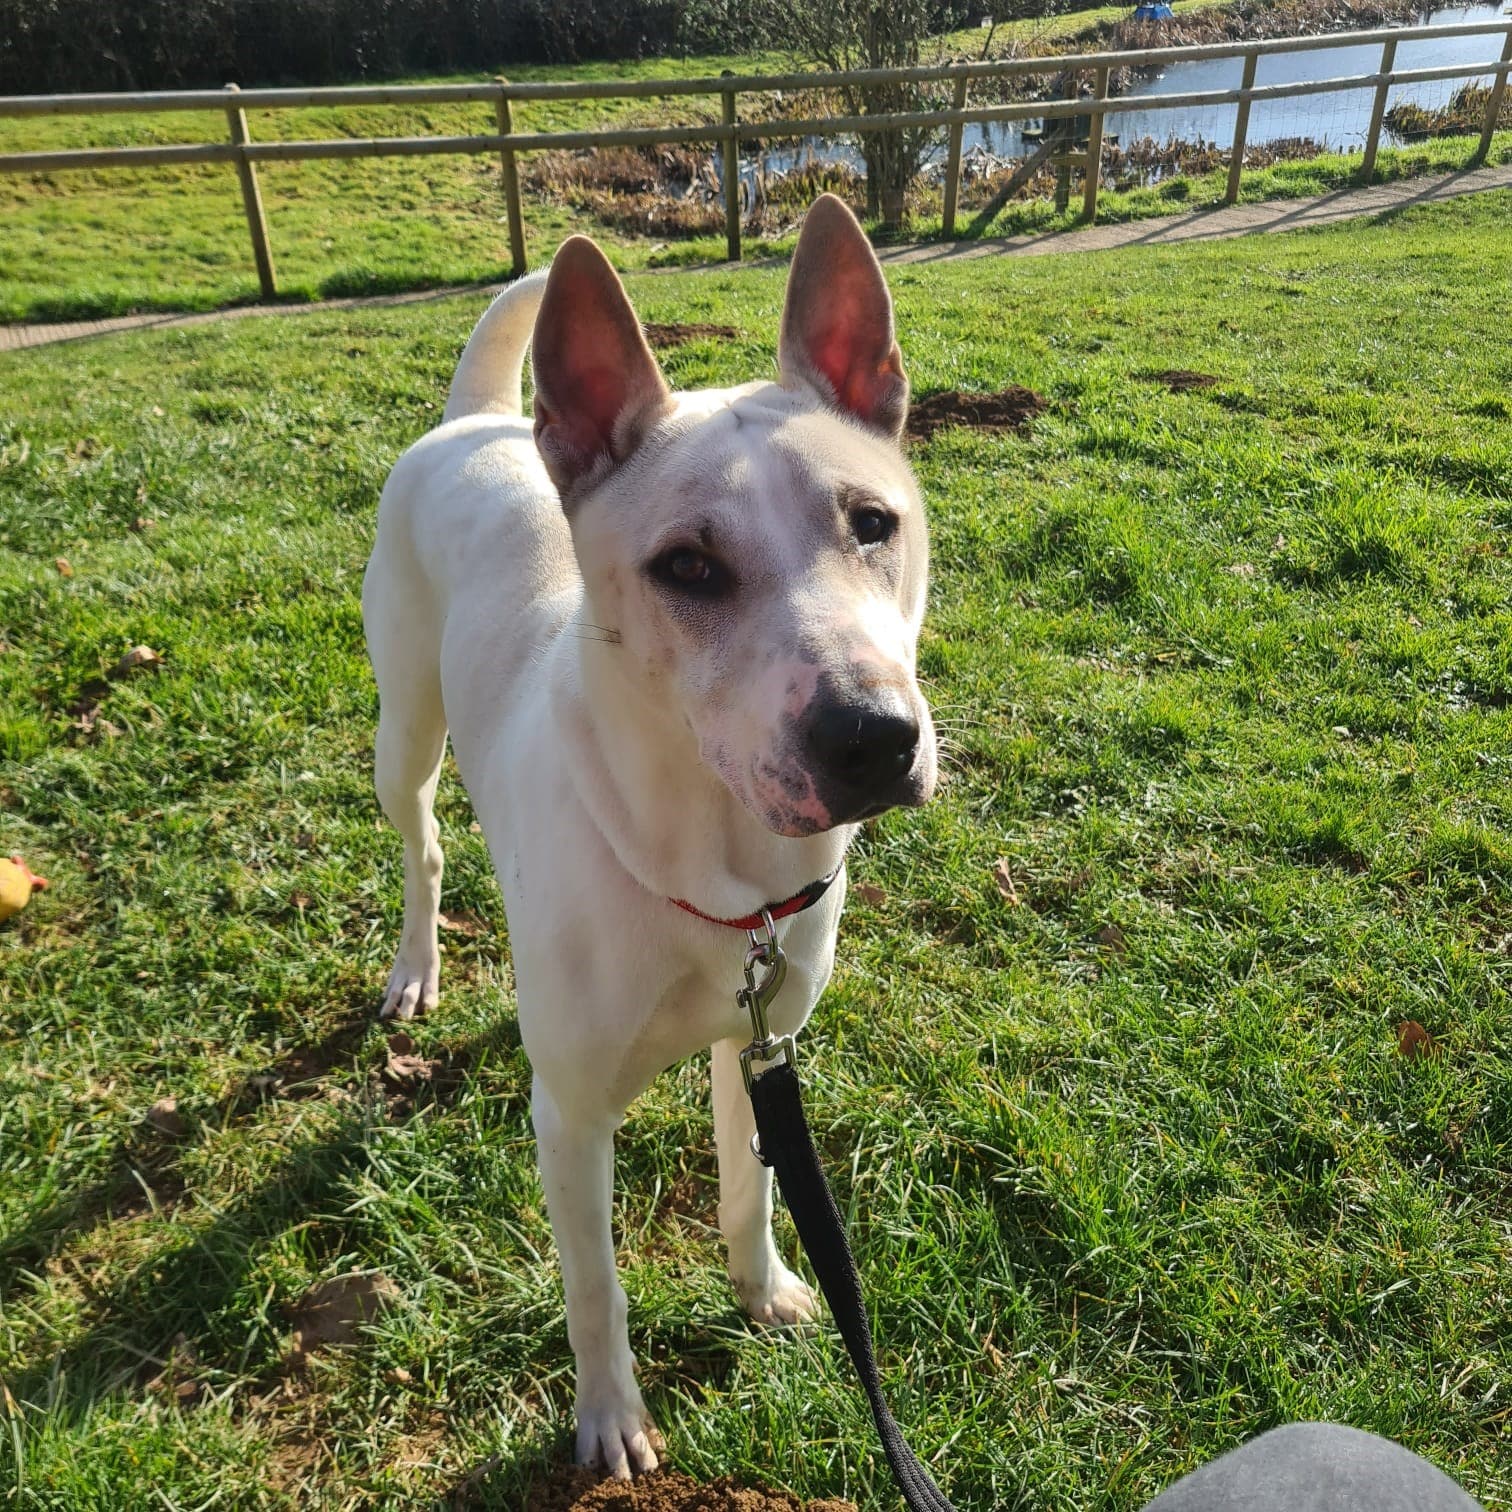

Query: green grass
[4,17,1507,325]
[3,190,1512,1510]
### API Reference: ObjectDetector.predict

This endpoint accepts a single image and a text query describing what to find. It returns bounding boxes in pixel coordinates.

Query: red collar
[671,866,842,931]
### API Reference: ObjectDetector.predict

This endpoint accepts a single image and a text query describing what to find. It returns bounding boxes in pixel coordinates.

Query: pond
[740,1,1509,183]
[1114,0,1510,150]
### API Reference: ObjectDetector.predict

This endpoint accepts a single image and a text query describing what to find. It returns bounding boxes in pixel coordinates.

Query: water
[1114,1,1509,150]
[735,0,1508,184]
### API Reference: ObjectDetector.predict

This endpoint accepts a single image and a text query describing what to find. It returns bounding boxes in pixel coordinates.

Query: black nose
[806,698,920,796]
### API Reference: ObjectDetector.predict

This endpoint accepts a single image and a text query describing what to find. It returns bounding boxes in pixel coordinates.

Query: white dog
[363,194,936,1478]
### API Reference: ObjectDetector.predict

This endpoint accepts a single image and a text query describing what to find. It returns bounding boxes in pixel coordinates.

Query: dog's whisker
[568,623,623,645]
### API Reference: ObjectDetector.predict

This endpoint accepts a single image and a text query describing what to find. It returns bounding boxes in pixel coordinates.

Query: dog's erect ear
[778,194,908,439]
[532,236,672,500]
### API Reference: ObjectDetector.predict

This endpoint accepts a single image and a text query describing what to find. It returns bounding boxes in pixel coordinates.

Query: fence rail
[1,17,1508,296]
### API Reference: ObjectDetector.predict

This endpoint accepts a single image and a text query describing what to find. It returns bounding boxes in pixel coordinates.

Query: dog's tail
[443,271,549,422]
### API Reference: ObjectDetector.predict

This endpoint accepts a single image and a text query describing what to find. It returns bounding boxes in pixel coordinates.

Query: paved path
[876,161,1512,265]
[4,162,1510,354]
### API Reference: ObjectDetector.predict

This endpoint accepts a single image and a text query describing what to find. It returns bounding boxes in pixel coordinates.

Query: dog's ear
[532,237,672,501]
[778,194,908,439]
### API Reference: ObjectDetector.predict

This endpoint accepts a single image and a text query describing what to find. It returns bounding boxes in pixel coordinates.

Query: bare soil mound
[906,386,1047,442]
[523,1466,856,1512]
[643,322,741,348]
[1140,369,1220,392]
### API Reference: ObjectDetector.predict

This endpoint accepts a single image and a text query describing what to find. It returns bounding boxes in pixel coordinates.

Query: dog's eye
[851,507,897,547]
[649,547,731,598]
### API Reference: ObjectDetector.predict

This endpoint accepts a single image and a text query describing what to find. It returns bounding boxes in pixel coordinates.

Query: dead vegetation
[1082,0,1427,57]
[524,142,874,239]
[1384,81,1510,139]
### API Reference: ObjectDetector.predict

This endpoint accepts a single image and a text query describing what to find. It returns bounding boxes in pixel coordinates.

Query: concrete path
[877,160,1512,265]
[4,161,1510,354]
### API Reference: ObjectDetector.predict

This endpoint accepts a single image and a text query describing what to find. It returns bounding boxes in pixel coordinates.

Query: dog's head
[530,194,935,838]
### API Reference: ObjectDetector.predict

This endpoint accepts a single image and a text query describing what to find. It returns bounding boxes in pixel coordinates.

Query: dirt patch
[643,322,740,349]
[287,1270,399,1356]
[1139,369,1220,393]
[905,387,1047,443]
[519,1466,855,1512]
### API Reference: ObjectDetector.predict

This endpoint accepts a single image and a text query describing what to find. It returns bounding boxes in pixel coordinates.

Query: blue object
[1133,1,1174,16]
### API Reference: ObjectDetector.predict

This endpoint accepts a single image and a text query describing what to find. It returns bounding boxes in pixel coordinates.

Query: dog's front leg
[531,1076,663,1478]
[711,1037,818,1325]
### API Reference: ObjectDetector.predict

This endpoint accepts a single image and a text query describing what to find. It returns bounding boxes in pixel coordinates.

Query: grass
[4,9,1508,324]
[3,189,1512,1510]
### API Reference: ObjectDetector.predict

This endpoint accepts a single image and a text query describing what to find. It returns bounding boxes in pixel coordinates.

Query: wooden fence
[1,17,1508,297]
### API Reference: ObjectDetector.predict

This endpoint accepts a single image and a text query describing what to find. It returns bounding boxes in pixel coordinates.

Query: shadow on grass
[0,1006,378,1280]
[2,1007,528,1428]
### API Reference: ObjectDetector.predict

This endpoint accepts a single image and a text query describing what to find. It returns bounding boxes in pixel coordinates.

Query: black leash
[737,913,959,1512]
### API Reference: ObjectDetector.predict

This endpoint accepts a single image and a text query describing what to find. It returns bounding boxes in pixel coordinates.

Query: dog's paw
[735,1262,819,1327]
[576,1391,664,1481]
[379,952,439,1021]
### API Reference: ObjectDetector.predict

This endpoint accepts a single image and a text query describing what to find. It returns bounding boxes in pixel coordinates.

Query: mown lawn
[3,11,1507,324]
[1,191,1510,1510]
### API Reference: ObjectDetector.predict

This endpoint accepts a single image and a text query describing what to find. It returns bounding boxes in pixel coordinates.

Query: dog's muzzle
[803,688,923,823]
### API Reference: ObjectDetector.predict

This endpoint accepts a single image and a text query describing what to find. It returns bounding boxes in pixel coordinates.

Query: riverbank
[2,0,1508,321]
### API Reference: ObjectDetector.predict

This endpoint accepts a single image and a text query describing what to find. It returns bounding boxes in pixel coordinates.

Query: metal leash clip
[738,909,795,1159]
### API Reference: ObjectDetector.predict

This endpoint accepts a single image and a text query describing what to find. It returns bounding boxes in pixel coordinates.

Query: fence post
[1473,28,1512,164]
[942,73,969,237]
[720,71,741,262]
[223,84,276,300]
[1225,49,1259,205]
[496,79,527,274]
[1360,36,1398,182]
[1053,72,1077,213]
[1082,65,1109,221]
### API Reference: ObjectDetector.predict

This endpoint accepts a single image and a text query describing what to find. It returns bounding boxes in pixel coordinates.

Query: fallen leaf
[131,516,157,533]
[146,1096,187,1138]
[110,644,163,678]
[385,1366,413,1385]
[289,1271,399,1352]
[55,557,74,578]
[1396,1020,1440,1060]
[991,858,1021,905]
[1095,923,1129,956]
[438,910,486,937]
[851,882,887,906]
[1225,562,1257,579]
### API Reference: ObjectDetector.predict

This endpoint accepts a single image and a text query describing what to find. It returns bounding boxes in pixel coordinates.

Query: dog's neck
[559,625,852,921]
